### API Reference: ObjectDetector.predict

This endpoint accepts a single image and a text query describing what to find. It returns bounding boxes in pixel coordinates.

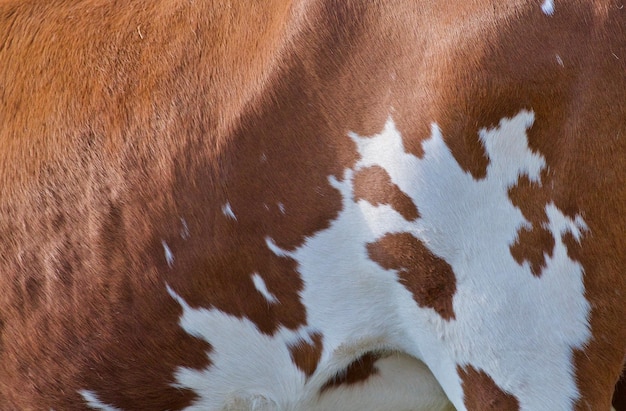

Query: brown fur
[367,233,456,321]
[0,0,624,409]
[289,332,324,378]
[353,165,420,221]
[458,365,520,410]
[508,175,556,277]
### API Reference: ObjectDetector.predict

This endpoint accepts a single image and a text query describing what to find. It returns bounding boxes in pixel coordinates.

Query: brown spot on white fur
[509,225,555,277]
[353,165,419,221]
[367,233,456,321]
[458,365,520,410]
[289,332,324,378]
[508,174,556,277]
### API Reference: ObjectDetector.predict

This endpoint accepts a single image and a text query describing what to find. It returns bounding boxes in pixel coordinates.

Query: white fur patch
[342,111,589,410]
[165,284,450,410]
[167,110,589,411]
[542,0,555,16]
[80,390,123,411]
[166,285,308,410]
[251,273,279,304]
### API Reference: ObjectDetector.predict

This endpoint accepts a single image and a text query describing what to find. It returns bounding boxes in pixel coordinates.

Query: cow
[0,0,625,410]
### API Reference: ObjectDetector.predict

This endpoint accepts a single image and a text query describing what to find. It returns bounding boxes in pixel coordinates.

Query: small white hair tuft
[222,202,237,220]
[541,0,555,16]
[162,240,174,268]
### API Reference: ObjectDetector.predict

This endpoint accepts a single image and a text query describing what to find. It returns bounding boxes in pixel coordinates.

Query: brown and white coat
[0,0,625,410]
